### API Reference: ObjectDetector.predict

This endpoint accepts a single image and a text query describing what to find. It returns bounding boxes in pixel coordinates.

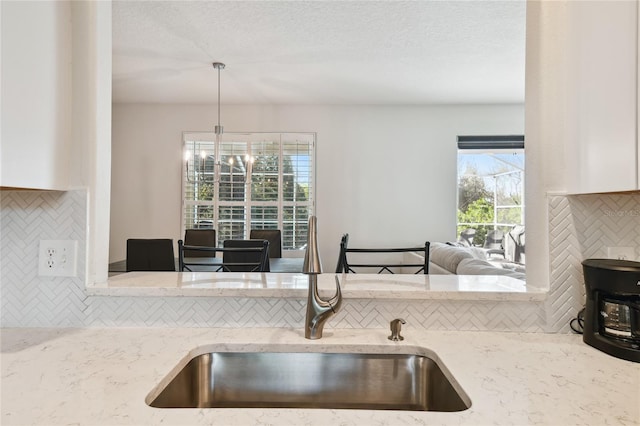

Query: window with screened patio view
[457,135,525,264]
[183,132,315,251]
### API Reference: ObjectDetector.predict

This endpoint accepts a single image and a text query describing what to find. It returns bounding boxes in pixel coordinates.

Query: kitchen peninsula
[94,271,543,300]
[83,272,547,332]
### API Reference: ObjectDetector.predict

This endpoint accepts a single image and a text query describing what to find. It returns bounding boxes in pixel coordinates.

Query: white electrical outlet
[606,246,636,261]
[38,240,78,277]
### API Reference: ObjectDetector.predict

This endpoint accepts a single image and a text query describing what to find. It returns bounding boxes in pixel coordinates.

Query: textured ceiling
[112,1,526,105]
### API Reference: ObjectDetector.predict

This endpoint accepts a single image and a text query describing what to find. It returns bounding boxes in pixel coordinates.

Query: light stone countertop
[90,272,546,301]
[1,327,638,425]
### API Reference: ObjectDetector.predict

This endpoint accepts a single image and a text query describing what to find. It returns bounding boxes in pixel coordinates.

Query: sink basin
[146,347,471,412]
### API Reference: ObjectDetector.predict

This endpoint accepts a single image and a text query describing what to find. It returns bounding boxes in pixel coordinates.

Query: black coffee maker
[582,258,640,362]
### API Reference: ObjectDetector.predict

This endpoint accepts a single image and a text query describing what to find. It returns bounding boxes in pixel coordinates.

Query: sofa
[428,242,526,280]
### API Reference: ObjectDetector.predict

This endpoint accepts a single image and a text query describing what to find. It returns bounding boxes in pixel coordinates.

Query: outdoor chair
[504,225,525,263]
[458,228,476,247]
[484,230,505,258]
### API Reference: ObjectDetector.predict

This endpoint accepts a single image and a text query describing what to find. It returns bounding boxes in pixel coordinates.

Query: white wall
[524,0,571,293]
[110,103,524,266]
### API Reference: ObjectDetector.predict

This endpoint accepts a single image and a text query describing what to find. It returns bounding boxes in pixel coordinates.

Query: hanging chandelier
[185,62,253,184]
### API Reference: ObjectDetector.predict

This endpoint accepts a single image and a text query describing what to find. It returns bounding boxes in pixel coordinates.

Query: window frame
[181,131,316,253]
[456,135,525,245]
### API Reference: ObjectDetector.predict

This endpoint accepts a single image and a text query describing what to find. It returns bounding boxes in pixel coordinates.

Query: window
[183,132,315,251]
[457,135,524,260]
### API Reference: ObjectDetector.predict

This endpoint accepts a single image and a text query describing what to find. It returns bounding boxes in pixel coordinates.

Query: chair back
[483,229,506,258]
[126,239,175,272]
[335,233,430,274]
[249,229,282,258]
[184,229,216,257]
[504,226,525,263]
[335,234,349,273]
[483,230,504,250]
[222,239,270,272]
[458,228,476,247]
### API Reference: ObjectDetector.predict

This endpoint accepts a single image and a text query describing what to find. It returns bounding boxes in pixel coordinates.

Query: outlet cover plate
[38,240,78,277]
[606,246,636,261]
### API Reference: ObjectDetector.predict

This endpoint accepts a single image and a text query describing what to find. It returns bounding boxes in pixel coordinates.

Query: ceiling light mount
[212,62,226,135]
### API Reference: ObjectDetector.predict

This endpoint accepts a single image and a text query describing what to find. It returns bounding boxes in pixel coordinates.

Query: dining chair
[222,239,270,272]
[335,233,350,273]
[335,233,430,274]
[126,238,176,272]
[249,229,282,258]
[184,229,216,257]
[178,240,219,272]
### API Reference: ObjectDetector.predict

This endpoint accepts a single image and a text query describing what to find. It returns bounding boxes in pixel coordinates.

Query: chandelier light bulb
[184,150,191,162]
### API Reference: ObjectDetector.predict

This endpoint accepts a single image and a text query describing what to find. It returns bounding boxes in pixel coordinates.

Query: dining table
[108,257,304,275]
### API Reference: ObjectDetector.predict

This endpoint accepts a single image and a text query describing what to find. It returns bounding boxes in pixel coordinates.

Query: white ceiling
[112,0,526,105]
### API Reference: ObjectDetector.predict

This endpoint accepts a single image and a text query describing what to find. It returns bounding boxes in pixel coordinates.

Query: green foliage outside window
[457,165,523,246]
[457,199,494,245]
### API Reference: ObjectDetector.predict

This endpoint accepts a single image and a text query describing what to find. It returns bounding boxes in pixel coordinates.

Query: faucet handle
[388,318,406,341]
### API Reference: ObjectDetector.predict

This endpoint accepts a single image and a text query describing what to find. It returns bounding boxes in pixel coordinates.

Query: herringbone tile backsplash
[2,190,639,331]
[547,193,640,331]
[1,190,87,326]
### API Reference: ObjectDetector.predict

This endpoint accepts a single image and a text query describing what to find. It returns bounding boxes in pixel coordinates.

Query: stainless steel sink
[146,348,471,412]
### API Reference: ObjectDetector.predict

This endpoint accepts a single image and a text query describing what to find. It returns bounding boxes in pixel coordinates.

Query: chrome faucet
[303,216,342,339]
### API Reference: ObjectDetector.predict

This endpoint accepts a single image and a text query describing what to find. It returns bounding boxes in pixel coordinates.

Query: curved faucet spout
[303,216,343,340]
[327,275,343,311]
[305,275,342,339]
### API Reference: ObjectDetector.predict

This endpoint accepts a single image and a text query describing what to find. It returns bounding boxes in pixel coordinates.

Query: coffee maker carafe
[582,258,640,362]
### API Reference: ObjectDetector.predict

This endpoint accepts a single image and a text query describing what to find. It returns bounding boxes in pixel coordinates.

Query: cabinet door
[1,1,72,190]
[565,0,638,194]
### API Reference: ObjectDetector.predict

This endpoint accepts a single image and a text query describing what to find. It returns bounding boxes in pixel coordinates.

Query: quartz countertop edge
[1,327,638,425]
[89,272,547,301]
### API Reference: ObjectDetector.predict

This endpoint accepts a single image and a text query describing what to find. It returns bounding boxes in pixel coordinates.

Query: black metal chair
[335,233,430,274]
[126,238,176,272]
[184,229,216,257]
[249,229,282,258]
[335,234,350,273]
[223,239,271,272]
[177,239,270,272]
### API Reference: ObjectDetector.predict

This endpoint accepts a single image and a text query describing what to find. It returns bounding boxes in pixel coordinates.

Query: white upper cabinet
[1,1,72,190]
[565,0,639,194]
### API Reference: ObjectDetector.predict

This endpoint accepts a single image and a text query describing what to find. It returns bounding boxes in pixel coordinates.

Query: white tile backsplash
[1,190,87,326]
